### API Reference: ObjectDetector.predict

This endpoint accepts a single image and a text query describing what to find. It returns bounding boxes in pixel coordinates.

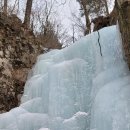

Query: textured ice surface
[0,25,130,130]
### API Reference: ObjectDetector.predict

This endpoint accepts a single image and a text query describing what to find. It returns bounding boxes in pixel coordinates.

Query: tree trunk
[116,0,130,69]
[104,0,109,15]
[80,0,91,35]
[23,0,33,29]
[84,11,91,35]
[4,0,7,16]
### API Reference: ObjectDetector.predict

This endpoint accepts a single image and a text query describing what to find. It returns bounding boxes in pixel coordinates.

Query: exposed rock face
[92,6,117,31]
[117,0,130,69]
[0,13,61,113]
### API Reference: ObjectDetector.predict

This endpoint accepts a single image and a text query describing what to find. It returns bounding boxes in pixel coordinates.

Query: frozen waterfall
[0,25,130,130]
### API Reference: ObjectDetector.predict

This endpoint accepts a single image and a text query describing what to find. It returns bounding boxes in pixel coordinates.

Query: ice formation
[0,25,130,130]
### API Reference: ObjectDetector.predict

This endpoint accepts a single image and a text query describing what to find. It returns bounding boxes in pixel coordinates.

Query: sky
[10,0,80,29]
[56,0,80,32]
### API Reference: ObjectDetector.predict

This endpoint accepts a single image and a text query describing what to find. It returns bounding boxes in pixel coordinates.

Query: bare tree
[77,0,91,35]
[70,12,86,38]
[4,0,7,15]
[77,0,110,34]
[23,0,33,29]
[104,0,109,15]
[30,0,63,48]
[10,0,20,15]
[72,25,75,43]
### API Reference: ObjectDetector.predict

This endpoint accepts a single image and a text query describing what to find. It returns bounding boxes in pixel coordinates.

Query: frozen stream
[0,25,130,130]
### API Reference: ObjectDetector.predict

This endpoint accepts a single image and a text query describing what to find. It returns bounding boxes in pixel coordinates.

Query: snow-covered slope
[0,25,130,130]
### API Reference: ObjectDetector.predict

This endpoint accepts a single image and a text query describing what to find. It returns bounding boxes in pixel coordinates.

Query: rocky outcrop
[92,6,117,31]
[116,0,130,69]
[0,13,61,113]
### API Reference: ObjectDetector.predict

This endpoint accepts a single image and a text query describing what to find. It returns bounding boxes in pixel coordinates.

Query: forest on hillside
[0,0,119,45]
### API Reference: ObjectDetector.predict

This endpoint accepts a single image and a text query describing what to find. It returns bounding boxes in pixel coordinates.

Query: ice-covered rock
[0,25,129,130]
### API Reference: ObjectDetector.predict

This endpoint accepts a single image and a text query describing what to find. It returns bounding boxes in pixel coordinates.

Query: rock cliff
[0,13,61,113]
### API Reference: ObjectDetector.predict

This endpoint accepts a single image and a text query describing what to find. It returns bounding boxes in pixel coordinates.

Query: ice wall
[0,25,130,130]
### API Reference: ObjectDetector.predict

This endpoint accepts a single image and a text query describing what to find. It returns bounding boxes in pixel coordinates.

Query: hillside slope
[0,13,61,113]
